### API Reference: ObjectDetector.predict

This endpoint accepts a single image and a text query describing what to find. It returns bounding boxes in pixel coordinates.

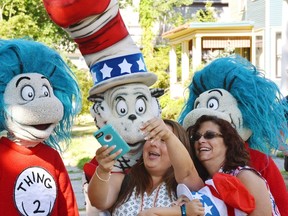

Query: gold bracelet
[95,166,111,182]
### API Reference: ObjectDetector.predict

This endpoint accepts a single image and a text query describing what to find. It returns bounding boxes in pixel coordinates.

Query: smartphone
[94,124,131,159]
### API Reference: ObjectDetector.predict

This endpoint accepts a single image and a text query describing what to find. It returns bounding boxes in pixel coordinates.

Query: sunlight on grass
[61,117,101,168]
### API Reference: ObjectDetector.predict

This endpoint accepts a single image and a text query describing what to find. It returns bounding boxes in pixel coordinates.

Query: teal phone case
[94,124,131,159]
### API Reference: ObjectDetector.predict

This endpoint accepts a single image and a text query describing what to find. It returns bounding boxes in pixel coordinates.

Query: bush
[160,93,184,121]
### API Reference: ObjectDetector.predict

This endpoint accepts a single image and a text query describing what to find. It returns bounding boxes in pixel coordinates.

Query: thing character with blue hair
[179,55,288,215]
[0,39,81,216]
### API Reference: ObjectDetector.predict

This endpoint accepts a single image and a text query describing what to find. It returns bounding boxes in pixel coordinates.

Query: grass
[61,117,100,169]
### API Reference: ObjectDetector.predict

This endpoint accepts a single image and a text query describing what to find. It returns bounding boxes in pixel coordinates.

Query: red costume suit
[247,145,288,216]
[0,137,79,216]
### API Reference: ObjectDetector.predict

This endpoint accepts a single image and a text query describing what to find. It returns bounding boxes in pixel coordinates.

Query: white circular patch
[14,167,57,216]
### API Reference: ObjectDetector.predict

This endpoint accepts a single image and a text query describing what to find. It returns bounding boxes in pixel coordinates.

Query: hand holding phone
[94,124,131,159]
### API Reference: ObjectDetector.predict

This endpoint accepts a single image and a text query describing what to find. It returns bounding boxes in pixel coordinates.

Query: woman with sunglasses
[187,115,280,216]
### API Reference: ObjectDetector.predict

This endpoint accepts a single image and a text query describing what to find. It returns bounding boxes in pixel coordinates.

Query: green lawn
[61,118,100,168]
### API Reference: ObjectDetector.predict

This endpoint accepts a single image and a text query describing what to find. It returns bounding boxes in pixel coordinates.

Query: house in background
[245,0,283,83]
[162,0,287,97]
[162,21,254,97]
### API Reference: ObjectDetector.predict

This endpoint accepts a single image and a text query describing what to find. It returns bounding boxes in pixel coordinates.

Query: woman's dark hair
[110,119,191,212]
[187,115,250,181]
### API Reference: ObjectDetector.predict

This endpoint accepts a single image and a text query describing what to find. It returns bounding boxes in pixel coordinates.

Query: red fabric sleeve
[248,146,288,216]
[42,0,110,27]
[83,156,98,182]
[83,156,130,182]
[55,157,79,216]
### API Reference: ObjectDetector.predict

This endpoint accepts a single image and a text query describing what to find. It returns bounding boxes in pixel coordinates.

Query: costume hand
[140,117,173,143]
[95,145,120,172]
[186,199,204,216]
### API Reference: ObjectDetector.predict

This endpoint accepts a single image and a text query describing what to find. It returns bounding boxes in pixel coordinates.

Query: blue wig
[0,39,81,151]
[179,55,288,153]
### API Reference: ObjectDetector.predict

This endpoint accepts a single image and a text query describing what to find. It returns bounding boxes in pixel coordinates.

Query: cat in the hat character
[0,39,81,216]
[42,0,162,214]
[178,55,288,216]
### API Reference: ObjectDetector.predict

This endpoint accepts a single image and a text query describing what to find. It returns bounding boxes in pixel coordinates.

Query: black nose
[128,114,137,121]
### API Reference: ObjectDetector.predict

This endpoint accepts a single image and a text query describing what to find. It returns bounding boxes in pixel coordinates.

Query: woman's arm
[140,118,203,190]
[237,170,272,216]
[88,145,124,210]
[137,200,204,216]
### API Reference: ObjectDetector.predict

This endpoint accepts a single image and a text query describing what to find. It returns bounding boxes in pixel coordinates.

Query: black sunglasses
[190,131,223,142]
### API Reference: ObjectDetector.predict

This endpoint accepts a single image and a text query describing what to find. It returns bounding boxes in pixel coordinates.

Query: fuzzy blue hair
[178,55,288,154]
[0,39,81,151]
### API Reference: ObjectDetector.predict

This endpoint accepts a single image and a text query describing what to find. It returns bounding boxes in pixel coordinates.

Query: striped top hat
[43,0,157,98]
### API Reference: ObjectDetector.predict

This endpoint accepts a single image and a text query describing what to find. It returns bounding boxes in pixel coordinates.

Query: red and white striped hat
[43,0,157,97]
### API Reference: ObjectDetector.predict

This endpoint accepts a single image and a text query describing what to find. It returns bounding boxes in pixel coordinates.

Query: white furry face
[183,88,252,141]
[3,73,64,144]
[90,83,161,144]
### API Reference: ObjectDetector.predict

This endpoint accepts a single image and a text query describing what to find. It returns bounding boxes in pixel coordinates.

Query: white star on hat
[119,58,132,74]
[100,63,113,79]
[137,58,146,71]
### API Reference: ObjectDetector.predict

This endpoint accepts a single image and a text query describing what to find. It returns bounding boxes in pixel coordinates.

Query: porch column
[169,45,177,85]
[251,29,256,65]
[169,45,179,98]
[181,40,190,85]
[192,36,202,72]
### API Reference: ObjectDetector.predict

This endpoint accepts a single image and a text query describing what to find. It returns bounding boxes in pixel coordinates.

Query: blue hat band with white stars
[90,53,147,85]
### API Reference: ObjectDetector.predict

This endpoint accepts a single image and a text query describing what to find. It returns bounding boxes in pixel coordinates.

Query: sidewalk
[66,165,86,215]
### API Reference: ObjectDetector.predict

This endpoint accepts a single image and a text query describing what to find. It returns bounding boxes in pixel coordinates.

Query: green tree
[0,0,75,51]
[139,0,193,60]
[119,0,133,8]
[138,0,194,84]
[0,0,93,115]
[194,1,216,22]
[73,68,92,116]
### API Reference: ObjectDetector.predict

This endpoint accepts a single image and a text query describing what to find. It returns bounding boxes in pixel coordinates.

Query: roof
[162,21,255,40]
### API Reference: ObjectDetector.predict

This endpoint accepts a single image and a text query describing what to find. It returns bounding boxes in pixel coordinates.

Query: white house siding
[270,0,282,26]
[246,0,265,29]
[245,0,284,85]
